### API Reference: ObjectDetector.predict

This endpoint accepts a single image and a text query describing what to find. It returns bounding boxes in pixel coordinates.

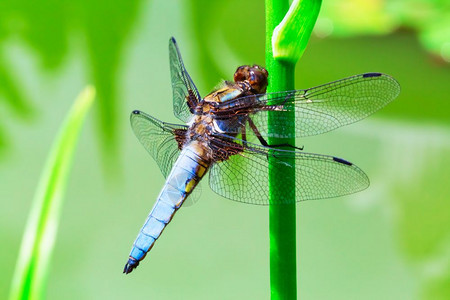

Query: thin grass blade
[9,86,96,300]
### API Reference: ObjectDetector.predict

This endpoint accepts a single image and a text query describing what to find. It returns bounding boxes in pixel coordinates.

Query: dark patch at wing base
[130,110,188,178]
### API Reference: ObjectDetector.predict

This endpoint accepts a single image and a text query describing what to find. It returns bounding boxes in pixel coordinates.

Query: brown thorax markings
[182,64,270,162]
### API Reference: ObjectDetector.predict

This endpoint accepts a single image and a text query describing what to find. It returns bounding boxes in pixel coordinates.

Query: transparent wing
[208,136,369,205]
[130,110,188,178]
[214,73,400,138]
[169,37,201,123]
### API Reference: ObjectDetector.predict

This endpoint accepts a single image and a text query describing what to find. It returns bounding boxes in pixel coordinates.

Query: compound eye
[249,71,256,83]
[234,65,249,82]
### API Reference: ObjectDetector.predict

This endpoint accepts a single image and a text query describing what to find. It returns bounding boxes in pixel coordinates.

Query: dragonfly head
[234,65,268,94]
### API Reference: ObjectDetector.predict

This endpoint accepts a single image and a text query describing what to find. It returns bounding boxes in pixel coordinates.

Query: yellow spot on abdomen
[185,178,196,193]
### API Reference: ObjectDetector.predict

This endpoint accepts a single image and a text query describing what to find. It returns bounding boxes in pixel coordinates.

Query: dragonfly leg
[248,117,303,151]
[241,123,247,143]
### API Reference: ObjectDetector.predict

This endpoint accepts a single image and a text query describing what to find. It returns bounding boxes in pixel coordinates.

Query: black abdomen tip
[123,257,139,274]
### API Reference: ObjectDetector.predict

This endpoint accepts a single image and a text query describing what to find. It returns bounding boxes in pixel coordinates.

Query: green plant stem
[266,0,297,299]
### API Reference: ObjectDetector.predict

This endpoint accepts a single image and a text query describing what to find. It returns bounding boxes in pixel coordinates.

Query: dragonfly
[123,37,400,274]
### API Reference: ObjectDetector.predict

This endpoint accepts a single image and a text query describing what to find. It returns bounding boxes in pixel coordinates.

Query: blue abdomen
[124,142,209,274]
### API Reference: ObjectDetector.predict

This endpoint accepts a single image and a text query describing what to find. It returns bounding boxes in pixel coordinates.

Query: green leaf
[9,86,96,300]
[272,0,322,64]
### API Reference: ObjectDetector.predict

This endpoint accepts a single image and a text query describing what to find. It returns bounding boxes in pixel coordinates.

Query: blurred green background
[1,0,450,299]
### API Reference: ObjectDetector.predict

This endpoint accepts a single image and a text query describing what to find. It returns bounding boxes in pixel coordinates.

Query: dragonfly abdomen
[124,141,210,274]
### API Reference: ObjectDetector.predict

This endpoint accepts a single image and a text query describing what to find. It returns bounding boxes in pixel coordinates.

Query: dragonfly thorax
[186,115,215,146]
